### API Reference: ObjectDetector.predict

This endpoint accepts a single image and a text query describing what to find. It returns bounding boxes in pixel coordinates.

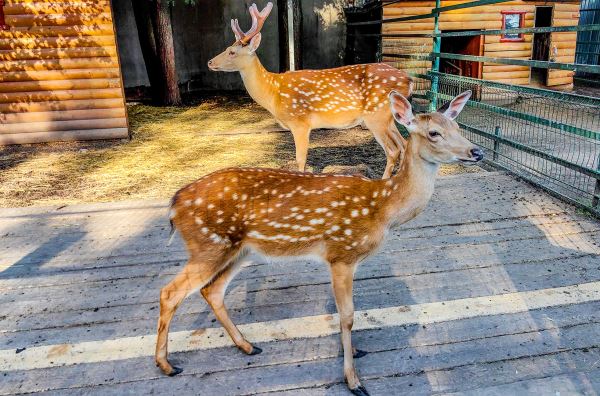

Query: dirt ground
[0,94,481,208]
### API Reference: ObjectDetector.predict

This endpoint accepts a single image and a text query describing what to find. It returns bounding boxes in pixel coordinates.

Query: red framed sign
[500,11,526,42]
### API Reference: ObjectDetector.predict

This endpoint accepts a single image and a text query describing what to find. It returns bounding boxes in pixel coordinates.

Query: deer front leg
[330,262,370,396]
[290,125,311,172]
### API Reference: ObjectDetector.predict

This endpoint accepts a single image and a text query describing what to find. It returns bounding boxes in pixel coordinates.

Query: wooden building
[382,0,581,87]
[0,0,128,145]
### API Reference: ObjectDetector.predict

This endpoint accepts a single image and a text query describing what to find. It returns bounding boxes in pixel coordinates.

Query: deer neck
[382,137,439,227]
[238,56,277,111]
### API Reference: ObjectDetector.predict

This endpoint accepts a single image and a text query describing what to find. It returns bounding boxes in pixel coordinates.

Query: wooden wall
[382,0,580,87]
[0,0,128,145]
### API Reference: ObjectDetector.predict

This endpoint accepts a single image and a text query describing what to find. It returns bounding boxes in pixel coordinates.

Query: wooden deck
[1,171,599,395]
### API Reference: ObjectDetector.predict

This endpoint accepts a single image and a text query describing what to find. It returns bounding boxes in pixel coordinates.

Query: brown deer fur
[208,2,412,178]
[155,90,482,396]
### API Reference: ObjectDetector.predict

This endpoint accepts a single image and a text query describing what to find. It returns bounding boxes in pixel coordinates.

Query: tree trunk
[131,0,162,103]
[151,0,181,106]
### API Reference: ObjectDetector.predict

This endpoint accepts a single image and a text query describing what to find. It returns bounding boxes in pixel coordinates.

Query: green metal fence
[347,0,600,215]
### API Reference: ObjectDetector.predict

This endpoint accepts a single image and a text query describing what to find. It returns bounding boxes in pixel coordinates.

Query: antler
[230,2,273,45]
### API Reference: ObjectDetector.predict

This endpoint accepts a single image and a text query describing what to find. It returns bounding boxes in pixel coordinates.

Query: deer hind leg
[364,113,406,179]
[200,256,262,355]
[155,246,235,376]
[290,124,311,172]
[329,261,370,396]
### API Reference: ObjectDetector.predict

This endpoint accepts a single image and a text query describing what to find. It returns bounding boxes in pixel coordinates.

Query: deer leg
[290,125,311,172]
[200,258,261,355]
[156,246,234,376]
[330,262,369,396]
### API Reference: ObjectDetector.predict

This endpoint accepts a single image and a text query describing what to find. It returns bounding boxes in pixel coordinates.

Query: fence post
[429,0,441,111]
[493,126,501,162]
[593,154,600,208]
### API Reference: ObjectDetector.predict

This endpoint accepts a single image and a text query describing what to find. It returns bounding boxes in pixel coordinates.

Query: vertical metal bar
[493,126,501,161]
[287,0,295,71]
[429,0,441,111]
[593,154,600,208]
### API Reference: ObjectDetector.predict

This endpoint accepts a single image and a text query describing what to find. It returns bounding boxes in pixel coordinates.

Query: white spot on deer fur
[362,208,369,215]
[217,210,223,215]
[195,217,203,225]
[351,210,359,218]
[291,207,299,212]
[194,198,203,205]
[201,227,209,234]
[344,229,353,236]
[184,200,192,207]
[309,218,325,225]
[331,225,340,232]
[232,193,238,200]
[207,204,215,209]
[296,214,305,220]
[224,186,230,192]
[241,194,248,201]
[344,218,351,225]
[315,208,328,213]
[373,191,379,198]
[345,246,352,250]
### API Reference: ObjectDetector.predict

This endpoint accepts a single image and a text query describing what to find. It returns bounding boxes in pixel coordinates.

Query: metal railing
[347,0,600,215]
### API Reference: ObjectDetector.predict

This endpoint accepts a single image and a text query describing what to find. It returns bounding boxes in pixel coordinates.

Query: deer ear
[247,33,262,53]
[389,90,415,128]
[439,90,471,120]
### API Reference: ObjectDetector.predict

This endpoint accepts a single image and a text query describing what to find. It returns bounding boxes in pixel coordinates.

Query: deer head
[208,2,273,72]
[389,90,483,164]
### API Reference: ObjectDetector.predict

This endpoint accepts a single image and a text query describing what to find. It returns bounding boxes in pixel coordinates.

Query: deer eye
[429,131,441,138]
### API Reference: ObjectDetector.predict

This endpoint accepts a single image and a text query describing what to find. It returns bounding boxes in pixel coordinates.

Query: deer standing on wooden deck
[155,90,482,395]
[208,2,412,178]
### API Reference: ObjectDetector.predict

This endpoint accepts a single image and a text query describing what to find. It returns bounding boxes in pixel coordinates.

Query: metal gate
[576,0,600,81]
[347,0,600,216]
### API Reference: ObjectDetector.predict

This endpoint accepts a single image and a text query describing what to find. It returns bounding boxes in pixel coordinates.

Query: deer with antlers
[155,90,483,395]
[208,2,412,178]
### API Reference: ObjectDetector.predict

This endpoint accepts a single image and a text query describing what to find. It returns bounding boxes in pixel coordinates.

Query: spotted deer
[208,2,412,178]
[155,90,482,395]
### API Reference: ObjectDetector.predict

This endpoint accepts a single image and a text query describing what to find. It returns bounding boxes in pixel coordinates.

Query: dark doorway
[532,6,553,85]
[440,32,484,79]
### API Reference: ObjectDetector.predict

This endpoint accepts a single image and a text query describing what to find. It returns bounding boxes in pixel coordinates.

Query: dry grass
[0,94,482,207]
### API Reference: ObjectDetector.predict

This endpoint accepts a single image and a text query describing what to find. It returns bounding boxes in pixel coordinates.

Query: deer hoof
[350,385,370,396]
[248,346,263,355]
[168,366,183,377]
[353,349,368,359]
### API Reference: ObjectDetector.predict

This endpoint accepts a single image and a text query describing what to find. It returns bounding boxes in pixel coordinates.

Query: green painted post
[429,0,441,111]
[493,126,501,162]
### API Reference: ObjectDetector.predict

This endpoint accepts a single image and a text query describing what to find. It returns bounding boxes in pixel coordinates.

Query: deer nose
[470,147,484,162]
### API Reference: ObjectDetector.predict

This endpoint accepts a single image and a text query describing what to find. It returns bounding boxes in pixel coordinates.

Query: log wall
[382,0,580,88]
[0,0,128,145]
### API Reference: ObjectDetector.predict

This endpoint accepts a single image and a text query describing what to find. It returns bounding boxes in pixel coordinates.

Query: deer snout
[470,147,484,162]
[207,59,216,70]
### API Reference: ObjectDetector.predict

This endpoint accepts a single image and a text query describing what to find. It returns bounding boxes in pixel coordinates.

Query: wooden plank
[0,98,125,113]
[4,12,113,27]
[0,78,121,93]
[482,64,529,72]
[0,46,118,61]
[0,118,127,134]
[0,24,115,39]
[0,108,126,124]
[485,42,532,52]
[3,2,111,15]
[483,70,530,79]
[0,128,128,145]
[0,88,123,103]
[0,35,116,50]
[0,57,118,72]
[0,68,121,83]
[485,34,533,44]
